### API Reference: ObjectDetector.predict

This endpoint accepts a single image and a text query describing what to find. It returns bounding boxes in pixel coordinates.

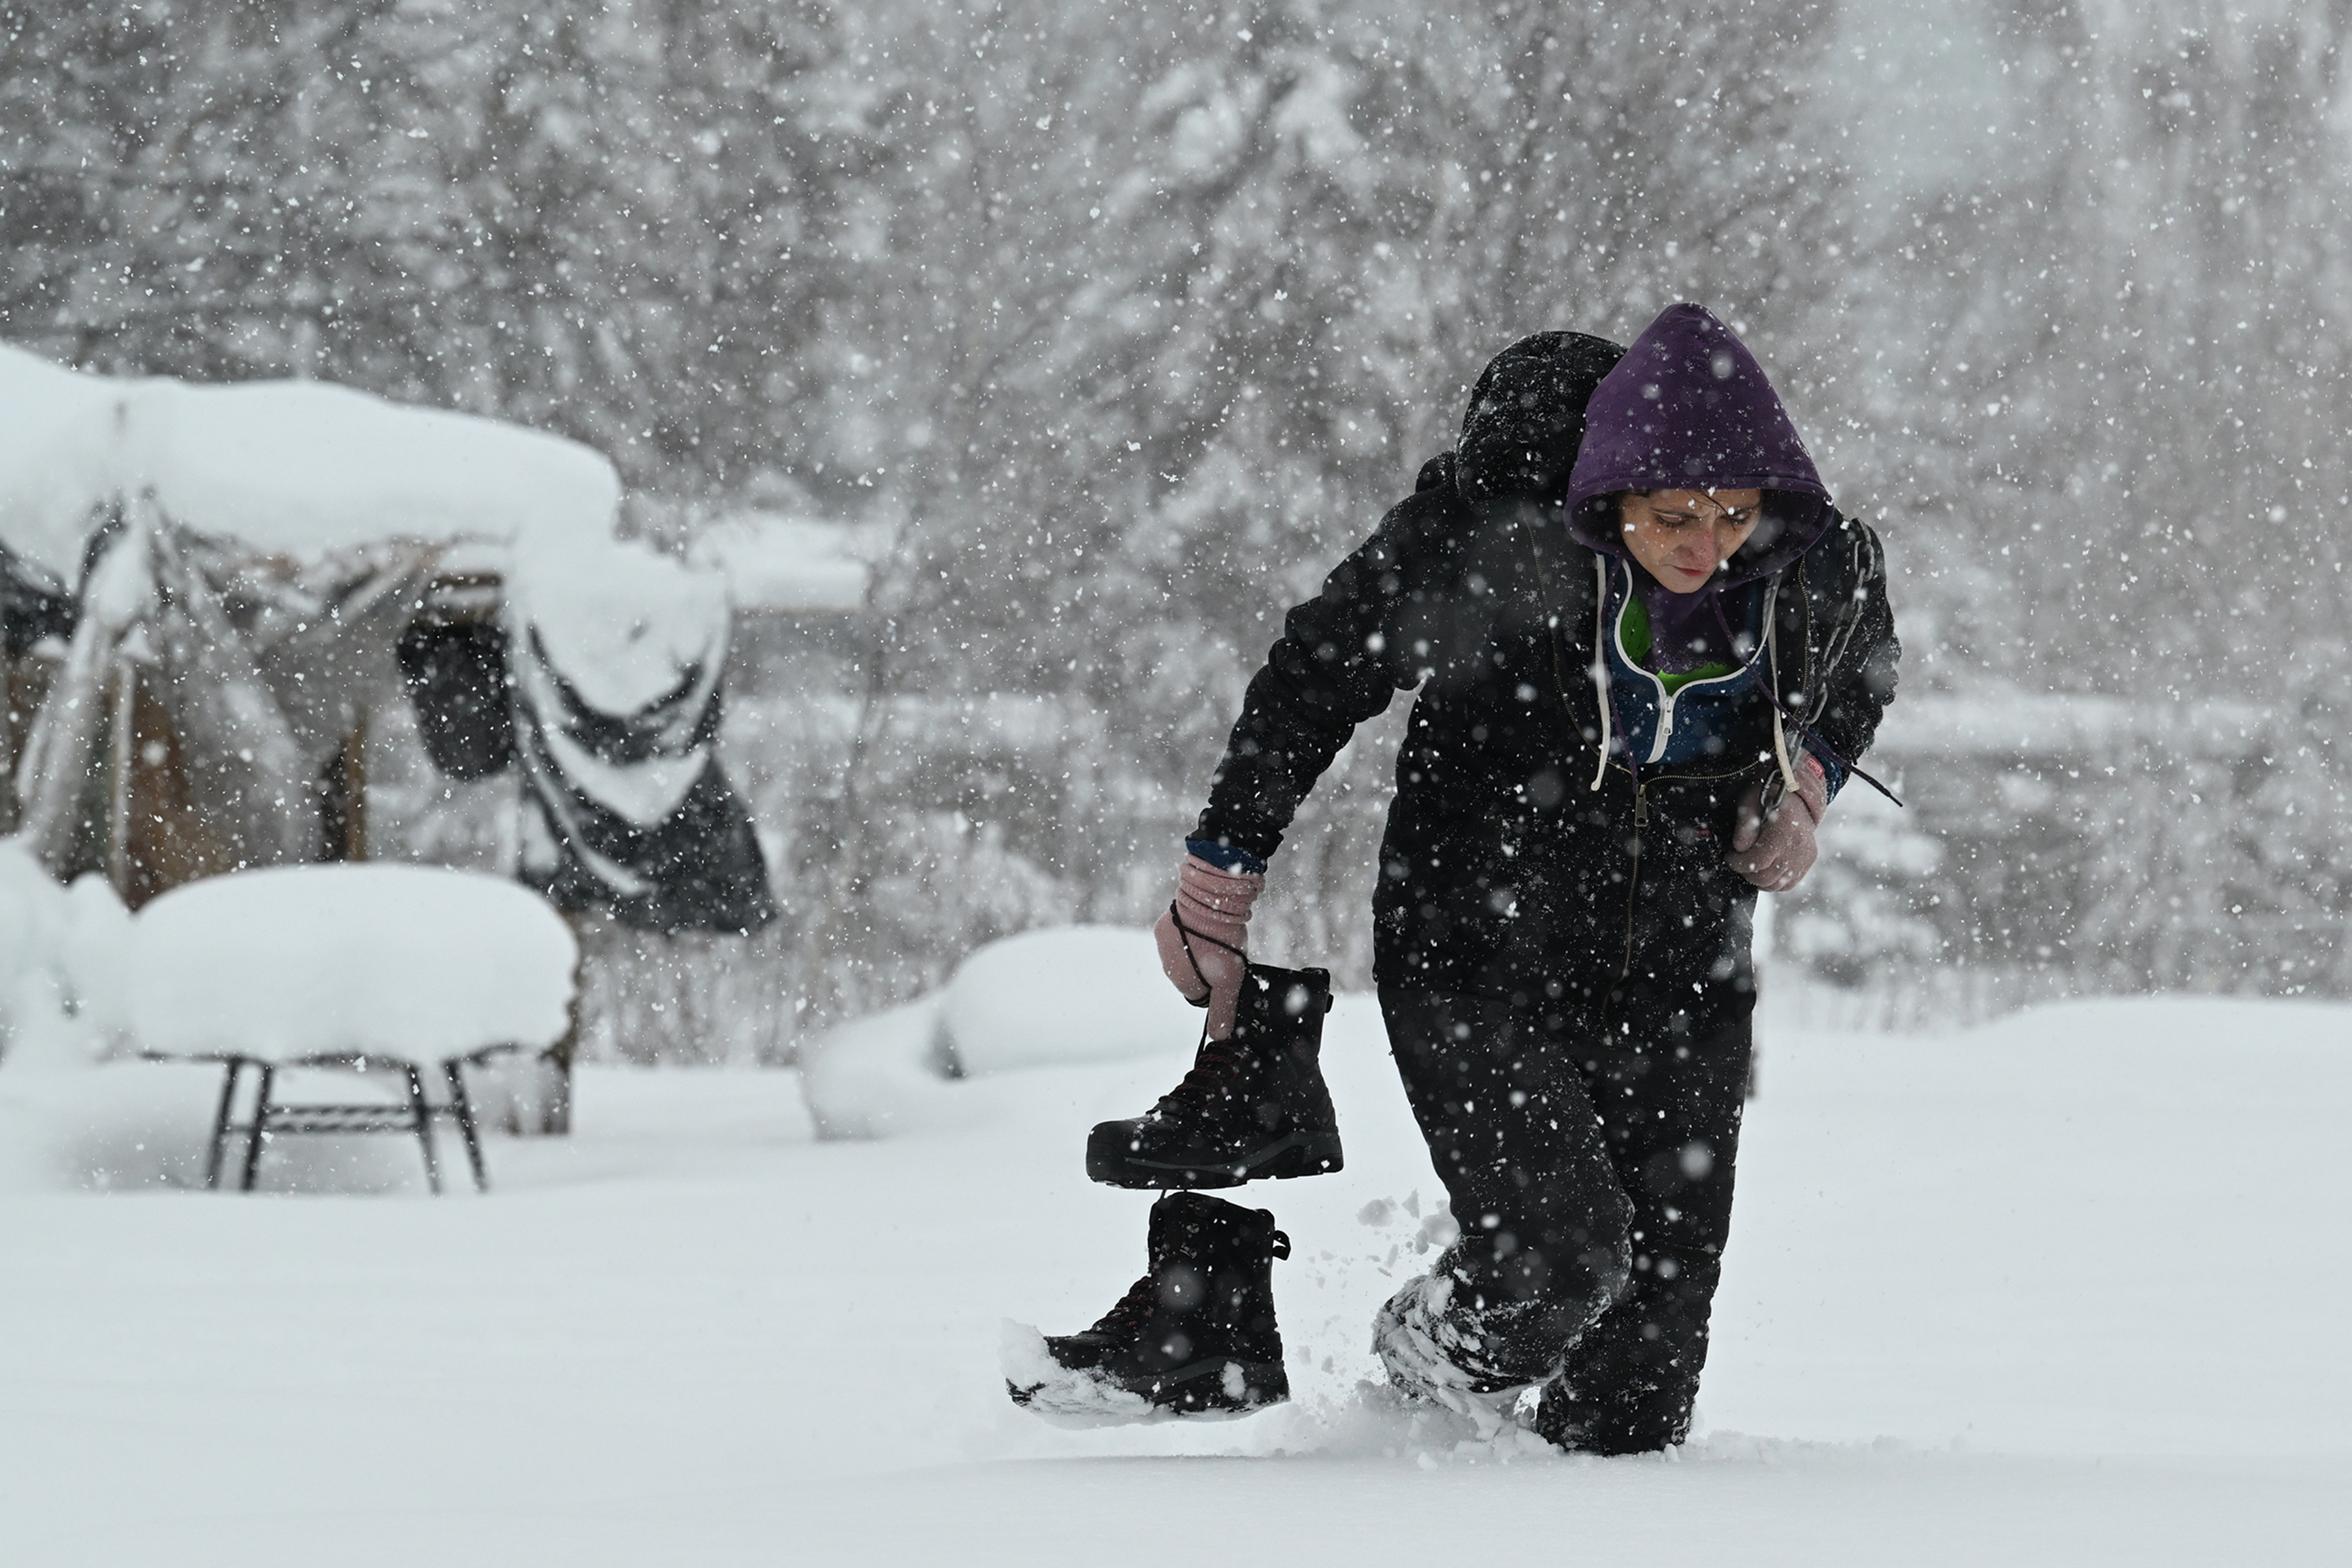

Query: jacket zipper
[1602,638,1817,1015]
[1608,561,1767,766]
[1593,783,1648,1047]
[1618,785,1649,984]
[1648,689,1679,765]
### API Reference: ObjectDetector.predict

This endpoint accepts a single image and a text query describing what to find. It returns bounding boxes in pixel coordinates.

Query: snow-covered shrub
[792,998,952,1141]
[930,926,1200,1075]
[797,925,1194,1139]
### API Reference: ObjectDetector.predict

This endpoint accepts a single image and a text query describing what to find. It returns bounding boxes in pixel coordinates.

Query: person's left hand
[1728,753,1829,892]
[1152,855,1262,1039]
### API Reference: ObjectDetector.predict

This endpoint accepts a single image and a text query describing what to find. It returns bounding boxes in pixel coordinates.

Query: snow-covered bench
[127,865,577,1193]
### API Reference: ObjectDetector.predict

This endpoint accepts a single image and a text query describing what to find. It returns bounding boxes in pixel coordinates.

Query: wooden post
[343,713,368,860]
[318,715,370,863]
[0,642,16,837]
[538,911,585,1135]
[485,913,581,1137]
[104,660,135,901]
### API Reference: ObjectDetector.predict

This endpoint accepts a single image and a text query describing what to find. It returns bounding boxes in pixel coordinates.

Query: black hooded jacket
[1193,333,1900,999]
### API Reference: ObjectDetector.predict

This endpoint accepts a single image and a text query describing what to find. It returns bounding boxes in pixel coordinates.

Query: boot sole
[1008,1356,1290,1418]
[1084,1126,1345,1190]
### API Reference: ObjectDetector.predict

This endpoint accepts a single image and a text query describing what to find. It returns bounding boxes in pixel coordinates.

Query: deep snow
[1,990,2345,1565]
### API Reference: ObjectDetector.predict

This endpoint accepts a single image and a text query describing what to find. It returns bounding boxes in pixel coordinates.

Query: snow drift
[797,924,1204,1138]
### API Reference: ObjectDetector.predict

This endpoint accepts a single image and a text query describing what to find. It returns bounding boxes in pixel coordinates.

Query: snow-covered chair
[127,864,577,1193]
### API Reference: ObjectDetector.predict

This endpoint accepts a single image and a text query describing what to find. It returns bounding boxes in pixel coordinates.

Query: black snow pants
[1380,916,1755,1453]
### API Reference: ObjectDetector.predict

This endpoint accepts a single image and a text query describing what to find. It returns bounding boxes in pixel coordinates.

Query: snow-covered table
[127,864,578,1192]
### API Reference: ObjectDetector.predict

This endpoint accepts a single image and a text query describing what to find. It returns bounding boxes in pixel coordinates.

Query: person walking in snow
[1009,306,1899,1454]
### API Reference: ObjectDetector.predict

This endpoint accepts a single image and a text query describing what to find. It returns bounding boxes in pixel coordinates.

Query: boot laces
[1158,1034,1250,1115]
[1089,1224,1285,1337]
[1166,900,1244,1000]
[1086,1269,1162,1338]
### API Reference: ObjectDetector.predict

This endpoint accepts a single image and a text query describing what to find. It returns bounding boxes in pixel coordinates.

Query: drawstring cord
[1166,900,1245,1003]
[1708,591,1904,808]
[1520,512,1621,795]
[1741,595,1804,799]
[1588,555,1615,792]
[1166,900,1250,1050]
[1588,558,1661,794]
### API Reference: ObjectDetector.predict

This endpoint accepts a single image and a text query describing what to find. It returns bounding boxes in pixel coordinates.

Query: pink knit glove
[1152,855,1263,1040]
[1728,753,1829,892]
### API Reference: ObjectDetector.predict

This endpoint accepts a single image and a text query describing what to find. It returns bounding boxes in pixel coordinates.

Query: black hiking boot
[1005,1192,1292,1418]
[1528,1364,1693,1456]
[1373,1239,1593,1416]
[1086,963,1343,1189]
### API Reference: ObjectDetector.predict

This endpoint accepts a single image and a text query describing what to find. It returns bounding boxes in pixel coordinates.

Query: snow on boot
[1371,1245,1588,1426]
[1085,963,1343,1189]
[1005,1192,1292,1420]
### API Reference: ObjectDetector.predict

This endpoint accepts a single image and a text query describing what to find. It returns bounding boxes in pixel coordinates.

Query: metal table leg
[444,1060,491,1193]
[404,1064,442,1195]
[239,1062,276,1192]
[204,1059,244,1191]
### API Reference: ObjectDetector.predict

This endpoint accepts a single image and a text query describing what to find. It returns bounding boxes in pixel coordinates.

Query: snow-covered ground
[3,990,2345,1565]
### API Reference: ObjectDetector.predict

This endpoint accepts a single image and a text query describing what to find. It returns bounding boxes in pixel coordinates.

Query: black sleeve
[1808,518,1900,770]
[1192,489,1458,860]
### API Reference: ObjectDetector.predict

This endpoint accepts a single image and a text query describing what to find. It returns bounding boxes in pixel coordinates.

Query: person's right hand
[1727,752,1829,892]
[1152,855,1262,1040]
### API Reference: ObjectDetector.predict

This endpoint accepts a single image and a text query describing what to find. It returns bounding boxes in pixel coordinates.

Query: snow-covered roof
[688,513,867,613]
[0,344,619,582]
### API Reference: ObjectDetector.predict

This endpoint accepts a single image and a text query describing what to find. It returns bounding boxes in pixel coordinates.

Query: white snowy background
[4,0,2351,1561]
[8,0,2347,1041]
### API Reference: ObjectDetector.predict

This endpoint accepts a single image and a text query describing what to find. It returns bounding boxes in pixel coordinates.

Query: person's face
[1616,488,1765,593]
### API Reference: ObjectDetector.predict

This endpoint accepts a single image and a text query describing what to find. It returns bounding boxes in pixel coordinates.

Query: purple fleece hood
[1561,303,1834,670]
